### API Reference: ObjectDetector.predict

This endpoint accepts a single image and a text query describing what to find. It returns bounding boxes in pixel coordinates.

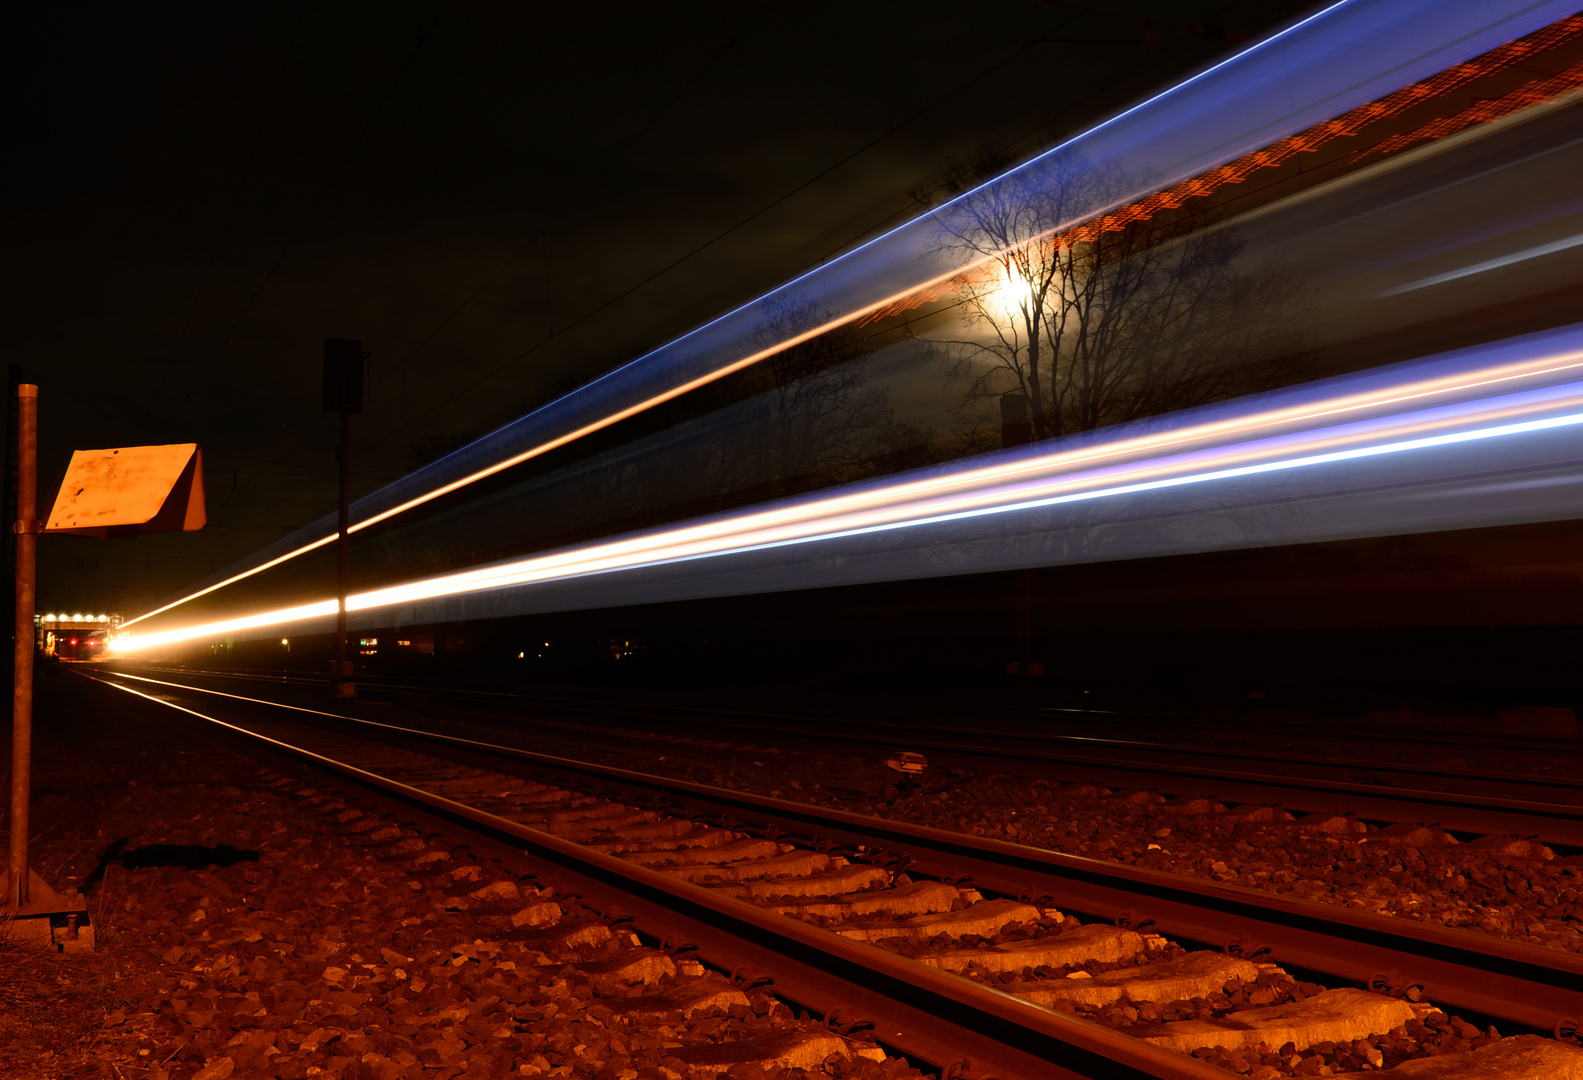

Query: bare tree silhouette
[916,150,1303,443]
[745,295,926,499]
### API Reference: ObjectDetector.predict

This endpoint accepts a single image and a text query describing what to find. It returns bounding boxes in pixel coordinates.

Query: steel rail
[90,668,1583,1036]
[109,665,1583,847]
[392,731,1583,1035]
[84,669,1229,1080]
[125,663,1583,773]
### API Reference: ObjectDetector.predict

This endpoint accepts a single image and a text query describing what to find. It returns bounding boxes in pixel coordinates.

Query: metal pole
[3,366,21,598]
[334,409,354,698]
[9,383,37,908]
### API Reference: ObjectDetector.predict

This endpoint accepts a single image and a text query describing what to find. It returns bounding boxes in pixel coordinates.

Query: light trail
[119,330,1583,631]
[123,536,340,628]
[118,244,1054,631]
[1378,230,1583,296]
[116,600,339,653]
[119,0,1580,631]
[113,340,1583,654]
[340,384,1583,608]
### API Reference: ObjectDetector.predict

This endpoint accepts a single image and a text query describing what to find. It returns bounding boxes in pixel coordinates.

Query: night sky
[7,1,1314,616]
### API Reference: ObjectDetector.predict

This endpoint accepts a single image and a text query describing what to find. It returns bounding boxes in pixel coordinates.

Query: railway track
[79,667,1583,1079]
[107,665,1583,848]
[121,664,1583,762]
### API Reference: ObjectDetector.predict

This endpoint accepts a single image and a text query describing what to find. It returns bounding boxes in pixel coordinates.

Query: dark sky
[6,0,1315,616]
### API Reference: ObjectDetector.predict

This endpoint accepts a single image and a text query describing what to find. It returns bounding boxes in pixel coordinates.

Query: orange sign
[45,444,206,538]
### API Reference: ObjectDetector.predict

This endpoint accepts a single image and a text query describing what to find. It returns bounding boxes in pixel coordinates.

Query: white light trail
[115,600,338,654]
[113,352,1583,655]
[1378,230,1583,296]
[119,2,1580,631]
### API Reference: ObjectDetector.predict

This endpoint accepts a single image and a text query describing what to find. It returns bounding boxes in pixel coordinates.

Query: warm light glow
[991,264,1035,323]
[118,600,339,653]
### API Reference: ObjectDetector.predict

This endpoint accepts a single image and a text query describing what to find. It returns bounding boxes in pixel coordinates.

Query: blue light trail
[122,0,1580,633]
[116,324,1583,651]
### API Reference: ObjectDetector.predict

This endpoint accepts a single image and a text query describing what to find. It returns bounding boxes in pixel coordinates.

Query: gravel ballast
[461,719,1583,956]
[1,671,921,1080]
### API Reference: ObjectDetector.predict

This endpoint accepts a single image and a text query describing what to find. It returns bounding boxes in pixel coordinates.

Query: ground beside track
[0,669,920,1080]
[1,669,260,1079]
[333,706,1583,957]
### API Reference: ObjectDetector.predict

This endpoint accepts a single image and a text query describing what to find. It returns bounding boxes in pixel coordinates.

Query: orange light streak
[116,599,339,653]
[120,253,1012,631]
[120,11,1583,633]
[1360,55,1583,161]
[341,379,1583,610]
[122,535,340,629]
[857,13,1583,326]
[117,345,1583,653]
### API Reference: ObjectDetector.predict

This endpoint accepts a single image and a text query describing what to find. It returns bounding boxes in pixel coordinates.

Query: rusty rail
[87,668,1583,1041]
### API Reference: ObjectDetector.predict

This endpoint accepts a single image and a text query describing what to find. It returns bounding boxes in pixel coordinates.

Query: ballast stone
[675,1030,887,1075]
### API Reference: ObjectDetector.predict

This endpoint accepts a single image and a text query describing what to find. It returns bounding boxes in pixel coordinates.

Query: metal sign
[44,443,205,537]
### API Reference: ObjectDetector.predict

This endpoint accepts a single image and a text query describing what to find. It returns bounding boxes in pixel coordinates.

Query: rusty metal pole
[8,383,37,908]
